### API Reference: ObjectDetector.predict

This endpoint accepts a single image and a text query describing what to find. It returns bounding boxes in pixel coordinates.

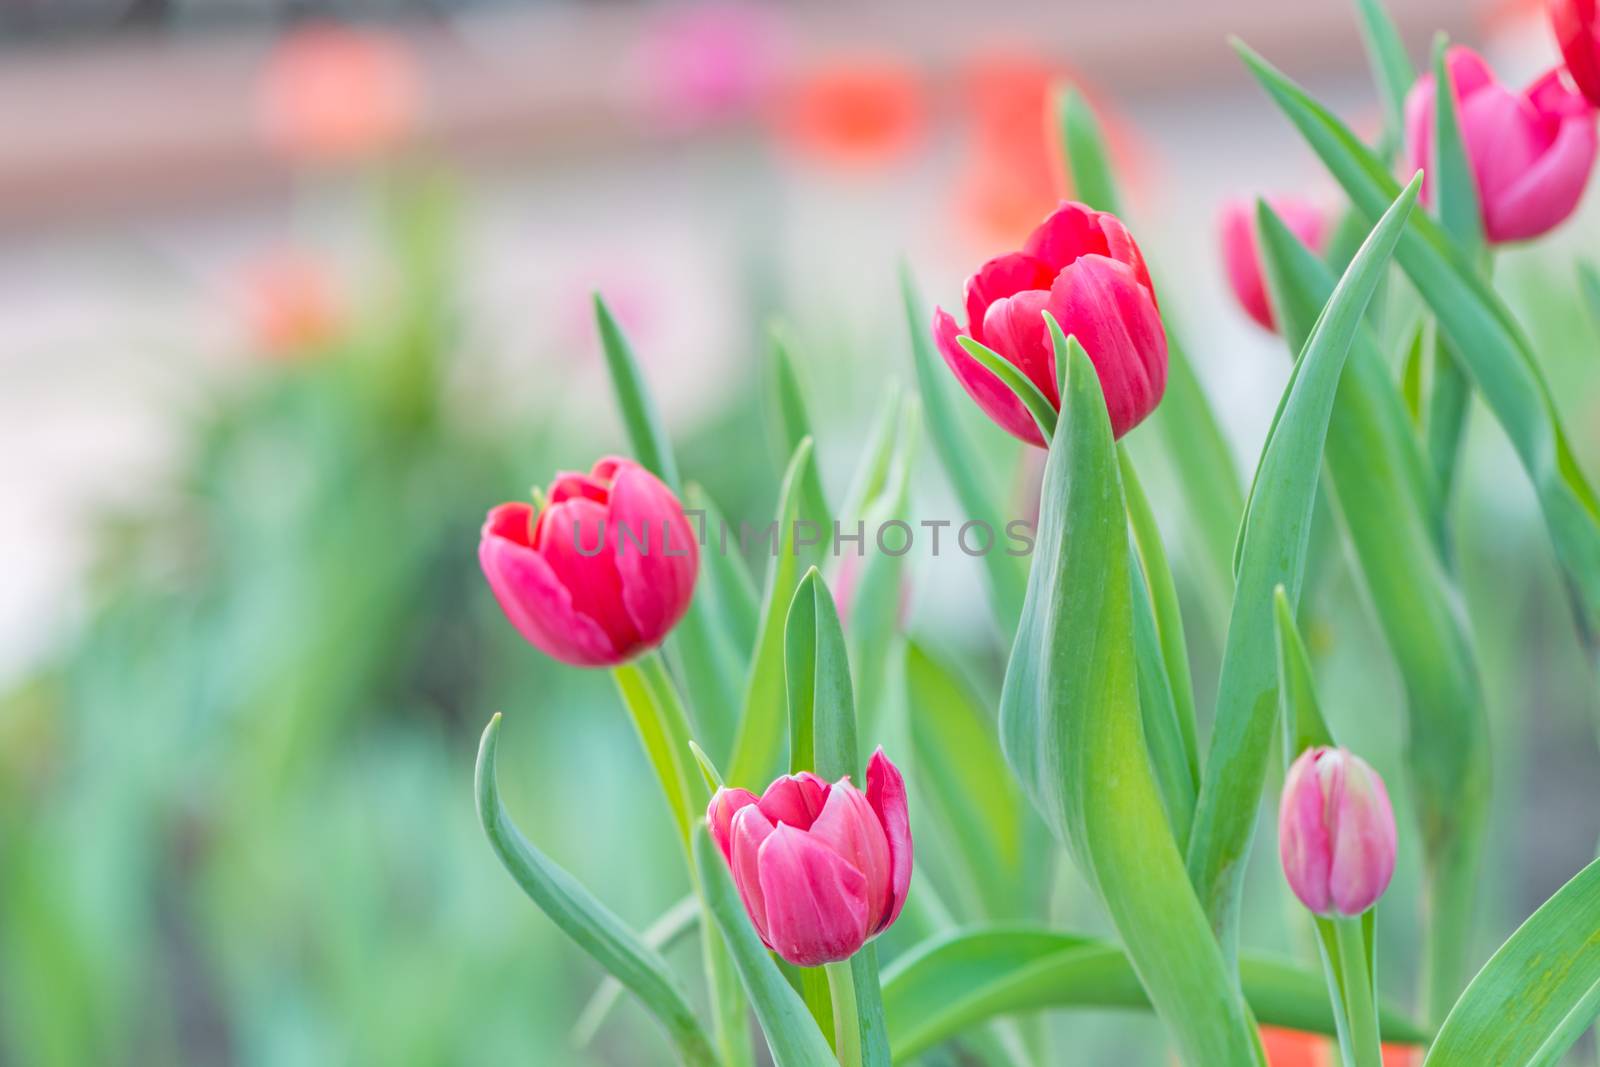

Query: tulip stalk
[1332,918,1384,1067]
[824,961,864,1067]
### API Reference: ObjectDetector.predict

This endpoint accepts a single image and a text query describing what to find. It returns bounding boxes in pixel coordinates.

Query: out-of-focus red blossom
[639,2,778,130]
[1551,0,1600,107]
[706,749,911,967]
[257,22,419,165]
[1256,1029,1420,1067]
[933,202,1167,446]
[1405,46,1597,243]
[241,251,341,357]
[1218,196,1330,332]
[954,52,1069,245]
[478,458,698,668]
[776,55,926,168]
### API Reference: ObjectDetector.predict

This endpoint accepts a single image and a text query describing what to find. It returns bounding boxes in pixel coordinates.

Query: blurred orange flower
[775,54,926,168]
[1258,1025,1421,1067]
[257,22,419,166]
[241,250,341,358]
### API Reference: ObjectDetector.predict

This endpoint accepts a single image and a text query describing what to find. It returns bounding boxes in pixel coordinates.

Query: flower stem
[824,960,863,1067]
[1333,916,1383,1067]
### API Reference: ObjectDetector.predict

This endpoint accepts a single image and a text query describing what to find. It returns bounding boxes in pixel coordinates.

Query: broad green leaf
[729,438,818,787]
[1056,89,1244,625]
[1425,855,1600,1066]
[1238,42,1600,655]
[904,641,1043,920]
[1353,0,1415,158]
[594,294,681,490]
[900,266,1028,630]
[573,894,701,1048]
[1000,342,1264,1065]
[769,326,833,538]
[474,715,717,1067]
[692,828,839,1067]
[1256,197,1491,1018]
[1187,176,1419,960]
[881,927,1429,1064]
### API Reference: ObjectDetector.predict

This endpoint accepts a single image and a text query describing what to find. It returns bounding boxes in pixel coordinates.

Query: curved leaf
[573,894,700,1048]
[881,927,1429,1064]
[1186,176,1419,958]
[474,714,717,1067]
[594,294,680,490]
[1425,856,1600,1066]
[1354,0,1416,157]
[1000,342,1264,1065]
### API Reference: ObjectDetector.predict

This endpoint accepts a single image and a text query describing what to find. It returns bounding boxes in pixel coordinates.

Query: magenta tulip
[478,457,698,668]
[1279,747,1398,918]
[1550,0,1600,108]
[1405,46,1598,244]
[1218,196,1329,333]
[706,749,912,967]
[933,201,1168,446]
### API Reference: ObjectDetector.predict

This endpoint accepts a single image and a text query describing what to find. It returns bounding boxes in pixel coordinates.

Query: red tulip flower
[1550,0,1600,108]
[706,749,912,967]
[1405,46,1597,243]
[479,458,699,668]
[933,202,1167,446]
[1218,197,1329,333]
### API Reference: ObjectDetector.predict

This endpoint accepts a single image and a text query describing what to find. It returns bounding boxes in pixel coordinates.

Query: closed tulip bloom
[1218,197,1329,332]
[1550,0,1600,108]
[933,201,1167,446]
[1279,747,1398,917]
[1405,46,1598,243]
[478,457,698,668]
[706,749,912,967]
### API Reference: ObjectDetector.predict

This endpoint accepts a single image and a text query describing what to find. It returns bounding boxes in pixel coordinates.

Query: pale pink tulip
[1279,747,1397,917]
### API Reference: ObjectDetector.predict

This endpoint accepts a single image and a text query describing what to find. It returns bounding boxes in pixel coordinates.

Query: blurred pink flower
[1217,196,1329,332]
[240,250,341,358]
[639,3,778,130]
[257,22,419,165]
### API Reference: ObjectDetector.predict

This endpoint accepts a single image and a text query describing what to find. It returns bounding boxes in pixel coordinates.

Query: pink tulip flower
[1218,197,1329,332]
[706,749,912,967]
[1550,0,1600,108]
[1405,46,1598,244]
[933,202,1168,447]
[1278,747,1398,918]
[478,457,698,668]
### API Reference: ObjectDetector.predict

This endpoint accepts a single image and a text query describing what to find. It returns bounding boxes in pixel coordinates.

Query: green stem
[1333,917,1383,1067]
[825,960,863,1067]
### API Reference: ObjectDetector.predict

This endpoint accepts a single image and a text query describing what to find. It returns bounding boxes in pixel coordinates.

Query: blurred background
[3,0,1598,1064]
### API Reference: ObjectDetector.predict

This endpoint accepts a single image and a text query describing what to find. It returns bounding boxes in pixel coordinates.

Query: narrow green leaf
[1425,856,1600,1066]
[881,927,1430,1064]
[900,266,1028,629]
[692,828,839,1067]
[1256,195,1491,1019]
[573,894,701,1048]
[1273,587,1336,756]
[613,653,706,845]
[1056,87,1123,215]
[475,715,718,1067]
[769,325,833,538]
[594,294,680,490]
[729,438,818,787]
[1579,261,1600,338]
[838,384,907,531]
[1353,0,1416,158]
[689,740,724,792]
[1000,342,1265,1065]
[956,335,1058,443]
[686,483,760,641]
[1238,41,1600,656]
[785,573,820,776]
[1187,175,1419,960]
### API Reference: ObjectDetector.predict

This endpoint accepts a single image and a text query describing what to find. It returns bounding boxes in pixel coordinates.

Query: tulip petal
[1219,199,1276,331]
[547,471,611,505]
[608,462,700,645]
[807,779,893,930]
[707,787,760,861]
[1328,756,1398,916]
[535,498,644,656]
[1048,255,1168,439]
[479,518,623,666]
[933,306,1047,447]
[757,772,830,830]
[962,252,1055,348]
[730,804,777,946]
[1484,78,1597,242]
[982,288,1061,407]
[755,823,871,967]
[865,747,913,932]
[1278,749,1335,915]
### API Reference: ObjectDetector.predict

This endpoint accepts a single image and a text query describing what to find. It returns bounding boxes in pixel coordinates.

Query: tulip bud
[1550,0,1600,109]
[478,457,699,668]
[933,201,1167,447]
[1405,46,1598,244]
[706,749,912,967]
[1278,747,1397,917]
[1217,197,1329,333]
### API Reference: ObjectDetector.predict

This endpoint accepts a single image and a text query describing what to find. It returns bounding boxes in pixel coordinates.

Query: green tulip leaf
[955,335,1059,444]
[768,325,833,540]
[474,715,718,1067]
[1579,261,1600,338]
[573,894,702,1049]
[881,927,1430,1064]
[1000,341,1265,1065]
[594,294,681,490]
[1354,0,1415,158]
[1424,855,1600,1066]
